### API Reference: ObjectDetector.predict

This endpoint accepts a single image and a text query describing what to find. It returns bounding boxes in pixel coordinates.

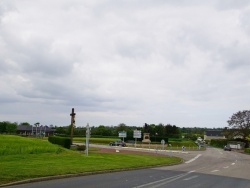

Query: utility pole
[70,108,76,144]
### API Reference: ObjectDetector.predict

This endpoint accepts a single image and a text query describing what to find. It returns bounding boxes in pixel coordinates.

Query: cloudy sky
[0,0,250,128]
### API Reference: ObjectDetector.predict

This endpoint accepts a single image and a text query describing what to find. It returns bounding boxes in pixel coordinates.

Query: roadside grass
[74,137,199,149]
[0,135,181,185]
[0,135,61,155]
[73,137,118,144]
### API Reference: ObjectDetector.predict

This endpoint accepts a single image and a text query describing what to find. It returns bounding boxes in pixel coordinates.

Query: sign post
[161,139,165,150]
[169,144,172,157]
[133,130,141,148]
[86,123,91,156]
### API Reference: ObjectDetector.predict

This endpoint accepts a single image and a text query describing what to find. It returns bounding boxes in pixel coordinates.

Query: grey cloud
[216,0,250,10]
[240,9,250,35]
[219,44,250,70]
[1,0,250,127]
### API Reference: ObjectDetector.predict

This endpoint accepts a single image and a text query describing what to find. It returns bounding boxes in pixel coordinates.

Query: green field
[0,135,182,185]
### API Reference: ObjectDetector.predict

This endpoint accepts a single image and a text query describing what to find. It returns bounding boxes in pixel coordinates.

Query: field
[0,135,181,186]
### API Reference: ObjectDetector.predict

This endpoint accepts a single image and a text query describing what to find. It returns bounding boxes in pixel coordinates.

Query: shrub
[210,139,228,148]
[48,136,71,149]
[76,145,86,151]
[245,148,250,154]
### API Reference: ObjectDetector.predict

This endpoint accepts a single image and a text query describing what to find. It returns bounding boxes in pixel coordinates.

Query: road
[8,146,250,188]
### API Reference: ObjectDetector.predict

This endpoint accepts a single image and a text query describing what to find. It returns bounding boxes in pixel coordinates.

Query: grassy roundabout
[0,135,182,185]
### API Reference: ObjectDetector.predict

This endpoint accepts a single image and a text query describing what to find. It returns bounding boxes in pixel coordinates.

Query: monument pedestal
[142,133,151,143]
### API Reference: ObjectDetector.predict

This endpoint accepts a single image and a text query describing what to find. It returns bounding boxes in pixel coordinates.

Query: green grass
[74,137,197,147]
[0,135,62,155]
[73,137,118,144]
[0,135,182,185]
[168,140,197,147]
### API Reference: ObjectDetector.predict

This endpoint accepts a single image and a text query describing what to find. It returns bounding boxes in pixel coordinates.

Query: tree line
[0,121,208,141]
[0,121,17,134]
[1,110,249,145]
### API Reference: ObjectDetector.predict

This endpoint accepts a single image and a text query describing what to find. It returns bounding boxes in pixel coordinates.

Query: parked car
[224,145,231,151]
[109,140,126,147]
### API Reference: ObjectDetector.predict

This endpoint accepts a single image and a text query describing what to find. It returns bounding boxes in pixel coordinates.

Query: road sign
[133,130,141,138]
[118,131,127,138]
[161,139,165,144]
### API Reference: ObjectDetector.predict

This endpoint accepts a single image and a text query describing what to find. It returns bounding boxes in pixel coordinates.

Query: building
[204,130,225,141]
[17,125,55,137]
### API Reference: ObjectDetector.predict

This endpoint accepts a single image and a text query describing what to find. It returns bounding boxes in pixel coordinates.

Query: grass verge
[0,135,181,185]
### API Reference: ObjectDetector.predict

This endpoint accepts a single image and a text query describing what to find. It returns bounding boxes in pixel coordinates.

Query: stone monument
[142,123,151,143]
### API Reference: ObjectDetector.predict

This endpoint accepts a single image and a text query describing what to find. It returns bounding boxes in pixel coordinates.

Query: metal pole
[86,123,89,156]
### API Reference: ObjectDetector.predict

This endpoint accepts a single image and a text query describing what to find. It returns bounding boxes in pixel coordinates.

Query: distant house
[17,125,55,137]
[204,130,225,141]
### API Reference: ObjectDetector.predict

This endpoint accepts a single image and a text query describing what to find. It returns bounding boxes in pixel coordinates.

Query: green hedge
[48,136,71,149]
[245,148,250,154]
[210,139,228,148]
[77,145,86,151]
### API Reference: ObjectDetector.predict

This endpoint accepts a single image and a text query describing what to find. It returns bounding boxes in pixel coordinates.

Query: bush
[245,148,250,154]
[76,145,86,151]
[210,139,228,148]
[48,136,71,149]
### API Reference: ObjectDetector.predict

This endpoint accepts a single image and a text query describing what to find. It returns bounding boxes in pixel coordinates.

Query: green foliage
[245,148,250,154]
[0,122,6,132]
[48,136,71,149]
[0,121,17,134]
[164,124,180,138]
[210,139,228,148]
[168,140,197,147]
[0,135,182,185]
[20,122,30,126]
[74,137,118,144]
[0,135,63,156]
[6,122,17,134]
[76,145,86,151]
[227,110,250,140]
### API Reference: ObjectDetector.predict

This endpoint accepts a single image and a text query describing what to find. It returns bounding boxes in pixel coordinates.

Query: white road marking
[211,170,219,172]
[135,173,190,188]
[183,175,199,181]
[223,166,229,169]
[185,154,202,164]
[188,170,196,173]
[231,163,235,165]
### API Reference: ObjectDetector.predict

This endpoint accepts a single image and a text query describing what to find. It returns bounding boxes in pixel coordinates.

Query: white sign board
[161,139,165,144]
[133,130,141,138]
[119,131,127,138]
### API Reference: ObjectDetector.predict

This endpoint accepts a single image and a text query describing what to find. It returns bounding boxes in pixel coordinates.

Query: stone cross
[70,108,76,143]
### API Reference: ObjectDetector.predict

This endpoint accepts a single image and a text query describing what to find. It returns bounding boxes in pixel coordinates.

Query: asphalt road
[7,146,250,188]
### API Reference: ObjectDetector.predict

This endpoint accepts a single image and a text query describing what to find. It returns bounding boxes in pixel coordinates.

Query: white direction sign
[161,139,165,144]
[119,131,127,138]
[133,130,141,138]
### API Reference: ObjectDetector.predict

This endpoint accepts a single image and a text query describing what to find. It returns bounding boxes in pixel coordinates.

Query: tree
[6,122,17,134]
[95,125,112,136]
[155,123,165,137]
[115,123,127,133]
[227,110,250,145]
[20,122,30,126]
[0,122,7,133]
